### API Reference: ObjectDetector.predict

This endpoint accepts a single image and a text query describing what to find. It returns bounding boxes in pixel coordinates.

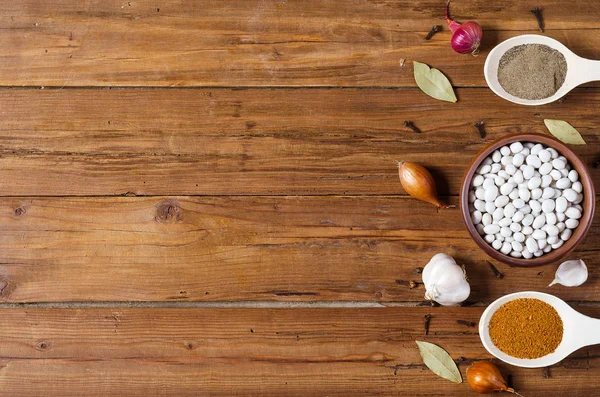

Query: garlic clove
[548,259,588,287]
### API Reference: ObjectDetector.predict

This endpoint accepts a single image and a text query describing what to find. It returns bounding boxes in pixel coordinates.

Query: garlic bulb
[422,253,470,306]
[548,259,588,287]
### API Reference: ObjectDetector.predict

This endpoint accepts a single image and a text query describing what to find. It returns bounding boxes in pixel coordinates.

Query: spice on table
[424,313,432,335]
[489,298,563,359]
[498,44,567,100]
[425,25,442,40]
[531,7,544,32]
[474,121,485,138]
[486,260,503,279]
[456,319,476,327]
[404,120,421,133]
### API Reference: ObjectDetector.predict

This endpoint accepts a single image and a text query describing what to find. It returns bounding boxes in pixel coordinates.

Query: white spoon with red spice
[479,291,600,368]
[484,34,600,106]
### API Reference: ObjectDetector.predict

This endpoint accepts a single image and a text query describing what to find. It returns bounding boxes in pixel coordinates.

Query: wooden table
[0,1,598,395]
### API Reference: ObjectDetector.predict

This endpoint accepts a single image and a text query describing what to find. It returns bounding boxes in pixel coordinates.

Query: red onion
[445,1,483,55]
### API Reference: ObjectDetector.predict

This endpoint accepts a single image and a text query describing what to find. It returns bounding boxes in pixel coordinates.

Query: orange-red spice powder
[489,298,563,359]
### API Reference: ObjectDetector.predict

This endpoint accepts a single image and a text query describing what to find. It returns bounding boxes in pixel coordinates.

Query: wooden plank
[0,87,598,196]
[1,1,600,86]
[0,307,597,396]
[0,196,598,303]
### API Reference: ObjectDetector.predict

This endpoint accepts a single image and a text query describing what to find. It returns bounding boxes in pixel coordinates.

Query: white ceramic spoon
[484,34,600,106]
[479,291,600,368]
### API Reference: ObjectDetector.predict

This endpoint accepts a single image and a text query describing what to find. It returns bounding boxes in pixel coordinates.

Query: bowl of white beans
[460,133,595,266]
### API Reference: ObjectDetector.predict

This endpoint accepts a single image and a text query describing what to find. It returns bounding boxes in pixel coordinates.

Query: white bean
[531,188,542,200]
[532,229,546,240]
[555,196,567,213]
[556,222,565,232]
[552,158,567,170]
[565,218,579,229]
[492,240,502,250]
[568,169,578,182]
[500,156,513,166]
[565,207,582,219]
[475,188,485,200]
[550,169,562,181]
[485,234,495,243]
[513,199,525,209]
[514,232,525,243]
[547,235,559,245]
[526,154,541,168]
[543,245,552,253]
[484,185,499,202]
[537,149,551,163]
[526,237,538,253]
[518,188,530,201]
[483,178,496,189]
[529,200,541,213]
[503,203,516,218]
[538,162,552,175]
[512,153,524,167]
[510,142,523,154]
[505,164,517,175]
[511,241,523,252]
[484,224,500,235]
[499,183,513,196]
[482,213,492,226]
[527,176,541,190]
[509,190,519,200]
[548,148,559,159]
[560,229,572,241]
[494,195,509,208]
[512,211,524,223]
[513,170,524,184]
[500,146,511,156]
[556,178,571,189]
[499,217,512,227]
[485,201,496,214]
[498,170,510,180]
[521,226,533,235]
[510,222,521,232]
[542,199,555,213]
[522,250,533,259]
[531,144,543,155]
[532,214,546,229]
[545,212,557,225]
[572,181,582,193]
[538,239,547,250]
[556,212,566,222]
[474,199,485,212]
[551,240,564,250]
[540,175,552,188]
[472,211,482,224]
[492,150,501,163]
[500,227,512,238]
[546,224,559,236]
[494,176,505,187]
[468,191,476,203]
[500,242,512,255]
[522,214,534,226]
[493,207,504,221]
[563,189,578,203]
[542,187,554,199]
[522,165,534,179]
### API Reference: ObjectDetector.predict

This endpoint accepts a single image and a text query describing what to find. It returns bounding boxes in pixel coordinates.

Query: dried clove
[531,7,544,32]
[474,121,486,138]
[543,366,551,378]
[404,120,421,133]
[486,260,504,279]
[456,319,476,327]
[425,25,442,40]
[424,314,432,335]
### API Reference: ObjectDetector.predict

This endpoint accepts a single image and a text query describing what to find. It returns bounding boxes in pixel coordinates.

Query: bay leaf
[415,341,462,383]
[413,61,457,103]
[544,119,586,145]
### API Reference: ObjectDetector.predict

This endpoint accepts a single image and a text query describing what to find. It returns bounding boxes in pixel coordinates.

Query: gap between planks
[0,301,599,309]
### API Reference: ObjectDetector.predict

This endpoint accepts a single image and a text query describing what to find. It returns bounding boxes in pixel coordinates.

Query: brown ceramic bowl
[460,133,595,267]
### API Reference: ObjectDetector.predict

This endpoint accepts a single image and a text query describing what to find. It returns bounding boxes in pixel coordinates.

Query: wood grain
[0,307,597,396]
[0,196,597,303]
[0,88,598,196]
[1,1,600,86]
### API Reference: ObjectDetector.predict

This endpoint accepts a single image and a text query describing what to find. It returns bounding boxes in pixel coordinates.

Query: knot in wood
[13,206,26,216]
[155,201,182,223]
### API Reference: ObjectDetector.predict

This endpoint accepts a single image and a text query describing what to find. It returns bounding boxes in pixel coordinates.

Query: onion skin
[445,1,483,56]
[466,361,518,394]
[397,161,449,209]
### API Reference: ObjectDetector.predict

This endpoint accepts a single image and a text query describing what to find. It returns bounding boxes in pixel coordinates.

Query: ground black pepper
[498,44,567,100]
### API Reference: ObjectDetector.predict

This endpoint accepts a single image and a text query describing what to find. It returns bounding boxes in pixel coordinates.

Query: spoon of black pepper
[484,34,600,106]
[479,291,600,368]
